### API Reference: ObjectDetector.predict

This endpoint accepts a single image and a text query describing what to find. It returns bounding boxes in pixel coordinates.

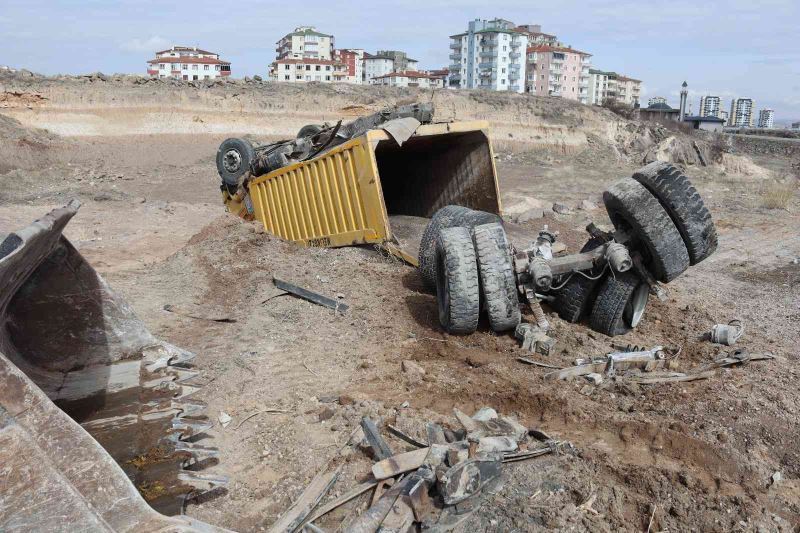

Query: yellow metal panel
[248,137,387,247]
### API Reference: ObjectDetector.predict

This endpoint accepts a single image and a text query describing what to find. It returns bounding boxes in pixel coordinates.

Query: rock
[515,208,546,223]
[318,407,335,422]
[578,199,598,210]
[402,360,425,375]
[504,196,545,215]
[584,373,604,385]
[338,393,355,406]
[218,411,232,428]
[477,436,518,453]
[552,202,571,215]
[771,471,782,486]
[253,75,263,82]
[472,407,498,422]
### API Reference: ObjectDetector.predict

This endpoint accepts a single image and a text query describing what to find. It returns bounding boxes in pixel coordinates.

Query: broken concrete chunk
[426,422,448,446]
[552,202,571,214]
[584,373,604,385]
[477,436,518,454]
[472,407,498,422]
[218,411,232,428]
[372,447,431,480]
[453,408,480,433]
[438,457,503,505]
[497,416,528,442]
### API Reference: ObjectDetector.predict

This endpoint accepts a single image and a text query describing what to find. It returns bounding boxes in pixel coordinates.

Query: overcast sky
[2,0,798,122]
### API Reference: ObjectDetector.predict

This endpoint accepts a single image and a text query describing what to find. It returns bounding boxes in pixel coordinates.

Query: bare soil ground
[1,78,799,532]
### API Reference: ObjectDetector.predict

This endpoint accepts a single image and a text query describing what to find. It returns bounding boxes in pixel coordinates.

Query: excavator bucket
[0,201,226,531]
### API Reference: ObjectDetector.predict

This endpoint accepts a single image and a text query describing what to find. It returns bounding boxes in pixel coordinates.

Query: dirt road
[1,80,799,531]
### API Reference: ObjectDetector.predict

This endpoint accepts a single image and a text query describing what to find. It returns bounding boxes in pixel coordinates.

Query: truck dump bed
[227,121,502,260]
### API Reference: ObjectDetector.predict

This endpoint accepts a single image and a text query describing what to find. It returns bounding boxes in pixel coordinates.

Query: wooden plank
[273,277,349,313]
[361,418,393,460]
[517,357,563,369]
[303,480,378,525]
[267,467,340,533]
[348,476,413,533]
[545,362,606,381]
[372,448,430,480]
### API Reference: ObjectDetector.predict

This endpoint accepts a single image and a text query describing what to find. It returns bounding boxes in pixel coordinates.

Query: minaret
[679,81,688,122]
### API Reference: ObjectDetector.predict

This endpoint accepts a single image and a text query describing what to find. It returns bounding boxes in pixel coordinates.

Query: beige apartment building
[275,26,334,60]
[729,98,755,127]
[588,69,641,106]
[525,44,591,103]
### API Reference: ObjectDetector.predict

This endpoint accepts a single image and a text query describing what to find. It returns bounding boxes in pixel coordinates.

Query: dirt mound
[0,113,57,143]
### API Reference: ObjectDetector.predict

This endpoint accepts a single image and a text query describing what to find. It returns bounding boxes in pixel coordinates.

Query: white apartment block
[272,58,347,83]
[700,95,721,118]
[147,46,231,80]
[758,108,774,129]
[363,53,395,84]
[449,18,529,93]
[587,69,641,106]
[372,71,443,89]
[275,26,334,60]
[334,48,364,84]
[729,98,755,127]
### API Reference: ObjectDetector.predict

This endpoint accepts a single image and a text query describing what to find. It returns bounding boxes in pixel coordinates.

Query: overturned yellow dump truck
[218,104,502,263]
[0,202,225,531]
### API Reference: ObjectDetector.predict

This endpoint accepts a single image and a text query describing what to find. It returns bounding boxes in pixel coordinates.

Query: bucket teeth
[172,398,207,417]
[171,418,213,439]
[178,471,230,491]
[175,441,220,464]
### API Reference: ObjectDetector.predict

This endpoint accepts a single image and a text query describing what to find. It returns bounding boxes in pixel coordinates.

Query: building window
[285,75,290,80]
[204,75,210,79]
[501,79,505,85]
[326,65,331,71]
[305,65,311,71]
[326,75,330,81]
[285,64,290,70]
[159,63,165,69]
[204,65,209,70]
[296,75,302,80]
[216,65,220,71]
[193,75,198,80]
[502,68,506,73]
[182,64,188,69]
[315,65,321,71]
[192,65,198,70]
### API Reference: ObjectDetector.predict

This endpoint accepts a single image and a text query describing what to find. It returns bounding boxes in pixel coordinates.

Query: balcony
[450,73,461,80]
[449,53,461,61]
[509,72,520,81]
[478,62,494,69]
[509,63,520,70]
[510,41,521,48]
[479,50,495,59]
[479,69,493,77]
[449,63,461,71]
[450,42,461,50]
[509,84,521,91]
[509,52,520,59]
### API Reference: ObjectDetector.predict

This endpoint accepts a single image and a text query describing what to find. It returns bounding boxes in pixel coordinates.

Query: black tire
[473,223,520,332]
[603,178,690,283]
[216,138,255,188]
[550,237,606,323]
[419,207,502,291]
[298,124,323,138]
[589,271,650,336]
[435,227,480,334]
[631,161,718,265]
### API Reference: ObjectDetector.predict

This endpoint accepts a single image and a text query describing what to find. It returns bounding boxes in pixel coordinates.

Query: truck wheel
[550,237,606,323]
[473,223,520,332]
[435,227,480,334]
[419,206,473,290]
[603,178,689,283]
[589,271,649,336]
[298,124,323,138]
[632,162,718,265]
[216,138,255,188]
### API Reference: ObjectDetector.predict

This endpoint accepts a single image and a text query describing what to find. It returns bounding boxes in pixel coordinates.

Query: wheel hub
[223,149,242,173]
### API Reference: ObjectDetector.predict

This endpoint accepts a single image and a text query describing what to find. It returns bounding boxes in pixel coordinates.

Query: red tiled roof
[526,44,591,56]
[617,75,641,83]
[148,56,229,65]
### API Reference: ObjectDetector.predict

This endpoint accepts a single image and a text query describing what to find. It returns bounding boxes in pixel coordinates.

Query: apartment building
[275,26,334,60]
[758,108,774,129]
[648,96,667,106]
[587,69,641,106]
[272,58,347,83]
[449,18,529,93]
[525,44,591,103]
[699,96,721,118]
[515,24,558,46]
[363,51,418,84]
[375,50,418,72]
[363,52,394,84]
[334,48,364,84]
[147,46,231,80]
[372,71,443,89]
[729,98,755,127]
